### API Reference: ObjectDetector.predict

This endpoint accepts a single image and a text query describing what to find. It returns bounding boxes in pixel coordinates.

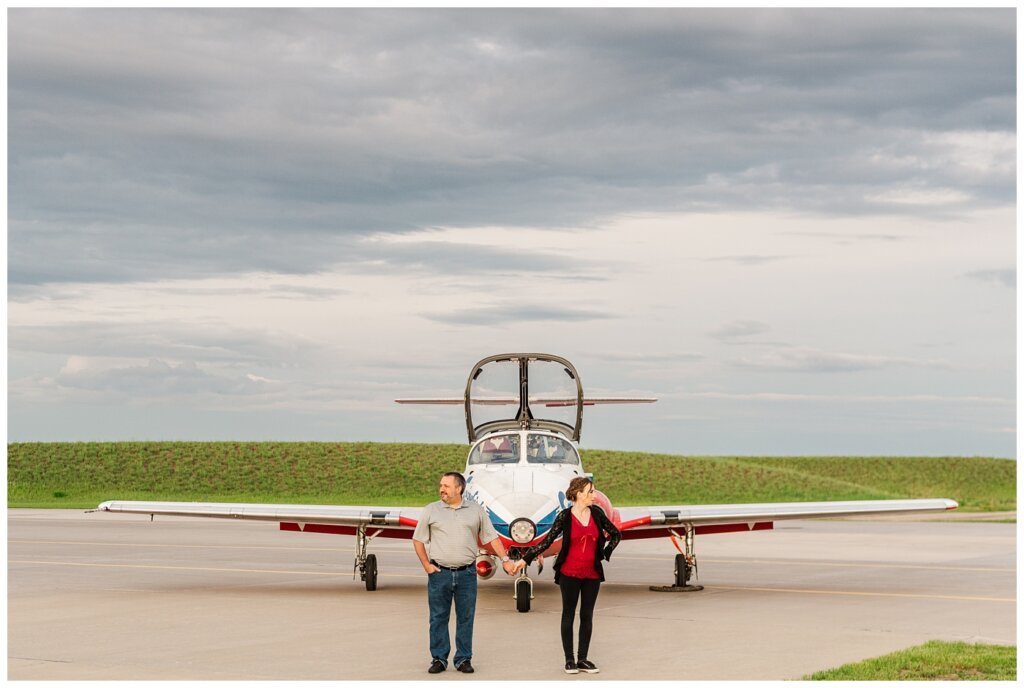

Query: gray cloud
[8,321,322,367]
[732,346,952,373]
[8,224,595,287]
[423,302,613,326]
[964,268,1015,288]
[705,255,791,266]
[782,231,908,244]
[708,320,772,341]
[591,352,706,364]
[8,8,1015,286]
[53,358,271,397]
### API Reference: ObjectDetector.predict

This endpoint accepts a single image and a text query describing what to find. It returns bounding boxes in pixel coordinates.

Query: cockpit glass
[525,434,579,465]
[526,360,579,431]
[468,361,519,431]
[466,356,581,440]
[468,434,521,465]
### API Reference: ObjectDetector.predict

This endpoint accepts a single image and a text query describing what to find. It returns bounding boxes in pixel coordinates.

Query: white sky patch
[865,187,973,206]
[364,224,592,251]
[247,373,278,383]
[926,130,1016,176]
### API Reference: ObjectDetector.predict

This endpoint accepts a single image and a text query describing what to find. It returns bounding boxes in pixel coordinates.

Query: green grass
[804,640,1016,680]
[6,442,1016,510]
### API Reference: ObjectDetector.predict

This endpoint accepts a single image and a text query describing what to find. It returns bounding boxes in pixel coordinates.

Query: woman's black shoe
[576,659,600,673]
[564,660,579,674]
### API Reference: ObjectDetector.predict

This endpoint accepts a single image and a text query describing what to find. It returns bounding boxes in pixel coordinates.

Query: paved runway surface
[8,508,1016,680]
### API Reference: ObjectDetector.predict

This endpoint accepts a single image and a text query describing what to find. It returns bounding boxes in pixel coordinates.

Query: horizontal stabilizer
[395,396,656,406]
[394,398,463,405]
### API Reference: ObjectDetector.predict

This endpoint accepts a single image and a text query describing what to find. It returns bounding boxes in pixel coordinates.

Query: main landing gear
[651,524,704,593]
[354,525,382,591]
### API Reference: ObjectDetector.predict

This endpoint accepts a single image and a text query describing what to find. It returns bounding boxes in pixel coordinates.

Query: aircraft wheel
[364,554,378,591]
[515,579,531,613]
[674,553,689,587]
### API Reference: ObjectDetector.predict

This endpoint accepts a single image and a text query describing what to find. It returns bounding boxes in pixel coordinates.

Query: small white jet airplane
[93,353,957,612]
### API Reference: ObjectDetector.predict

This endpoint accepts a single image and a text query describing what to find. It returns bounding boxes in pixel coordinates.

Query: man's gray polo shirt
[413,499,499,568]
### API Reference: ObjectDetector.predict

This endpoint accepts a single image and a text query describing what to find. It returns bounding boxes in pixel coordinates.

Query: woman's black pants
[558,575,601,661]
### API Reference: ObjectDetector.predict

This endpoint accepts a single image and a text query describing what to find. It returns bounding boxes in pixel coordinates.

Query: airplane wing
[615,498,958,539]
[91,500,421,538]
[545,397,656,407]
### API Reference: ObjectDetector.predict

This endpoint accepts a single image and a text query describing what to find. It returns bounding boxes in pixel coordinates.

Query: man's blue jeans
[427,567,477,667]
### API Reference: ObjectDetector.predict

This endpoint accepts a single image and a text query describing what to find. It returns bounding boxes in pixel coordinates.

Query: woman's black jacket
[520,505,621,583]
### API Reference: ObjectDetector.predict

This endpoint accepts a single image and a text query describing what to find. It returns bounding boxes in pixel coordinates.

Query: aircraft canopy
[465,353,583,442]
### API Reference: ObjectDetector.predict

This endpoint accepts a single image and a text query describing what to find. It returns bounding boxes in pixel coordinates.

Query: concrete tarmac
[7,508,1016,680]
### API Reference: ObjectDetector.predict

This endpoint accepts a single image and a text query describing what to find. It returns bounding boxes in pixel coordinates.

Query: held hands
[507,560,527,575]
[501,560,518,576]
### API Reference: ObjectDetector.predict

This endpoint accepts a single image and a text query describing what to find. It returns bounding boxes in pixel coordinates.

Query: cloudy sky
[7,8,1016,457]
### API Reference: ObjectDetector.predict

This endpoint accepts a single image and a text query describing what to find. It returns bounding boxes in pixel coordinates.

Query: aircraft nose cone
[489,491,561,542]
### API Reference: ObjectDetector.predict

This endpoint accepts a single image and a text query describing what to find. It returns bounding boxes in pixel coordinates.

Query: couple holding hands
[413,473,621,675]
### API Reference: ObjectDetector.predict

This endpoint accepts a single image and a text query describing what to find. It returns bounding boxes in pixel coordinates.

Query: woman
[513,476,621,674]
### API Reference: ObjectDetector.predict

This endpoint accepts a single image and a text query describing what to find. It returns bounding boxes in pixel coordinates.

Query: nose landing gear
[514,571,534,613]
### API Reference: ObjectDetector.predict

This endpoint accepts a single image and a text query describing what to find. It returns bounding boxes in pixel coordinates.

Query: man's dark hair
[443,471,466,494]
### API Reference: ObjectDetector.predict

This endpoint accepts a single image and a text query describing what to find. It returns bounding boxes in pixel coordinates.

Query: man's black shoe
[564,660,579,674]
[576,659,600,673]
[428,660,446,674]
[457,660,475,673]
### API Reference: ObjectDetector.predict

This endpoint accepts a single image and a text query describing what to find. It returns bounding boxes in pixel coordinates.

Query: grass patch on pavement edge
[804,640,1016,680]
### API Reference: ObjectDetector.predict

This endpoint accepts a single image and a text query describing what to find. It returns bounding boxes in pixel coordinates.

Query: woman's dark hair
[443,471,466,494]
[565,476,593,502]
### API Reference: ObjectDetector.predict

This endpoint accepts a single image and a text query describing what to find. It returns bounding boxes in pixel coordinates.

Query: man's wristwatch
[501,556,510,563]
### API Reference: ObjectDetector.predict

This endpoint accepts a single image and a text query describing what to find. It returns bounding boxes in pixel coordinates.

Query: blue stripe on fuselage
[487,504,561,541]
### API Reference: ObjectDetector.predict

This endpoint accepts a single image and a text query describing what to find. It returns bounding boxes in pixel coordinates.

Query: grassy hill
[7,441,1016,510]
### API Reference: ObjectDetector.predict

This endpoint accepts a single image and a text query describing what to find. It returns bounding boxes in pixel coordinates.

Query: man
[413,471,516,674]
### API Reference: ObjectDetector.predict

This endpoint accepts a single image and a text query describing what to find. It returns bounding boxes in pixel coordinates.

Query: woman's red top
[559,510,600,579]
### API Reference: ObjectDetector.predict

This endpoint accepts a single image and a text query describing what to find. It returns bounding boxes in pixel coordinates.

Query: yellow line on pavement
[9,538,413,552]
[705,583,1014,603]
[615,555,1014,574]
[13,542,1013,574]
[10,539,350,552]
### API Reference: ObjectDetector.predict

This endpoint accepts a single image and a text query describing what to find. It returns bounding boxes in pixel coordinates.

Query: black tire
[674,553,689,587]
[515,579,531,613]
[365,554,378,591]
